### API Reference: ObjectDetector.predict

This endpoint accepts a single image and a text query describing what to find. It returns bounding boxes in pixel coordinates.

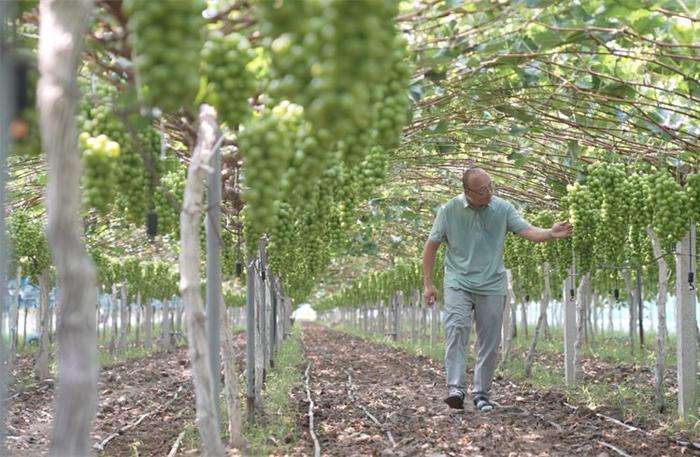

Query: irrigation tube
[304,364,321,457]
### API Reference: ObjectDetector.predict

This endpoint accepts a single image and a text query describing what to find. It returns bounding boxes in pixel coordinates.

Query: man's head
[462,167,493,207]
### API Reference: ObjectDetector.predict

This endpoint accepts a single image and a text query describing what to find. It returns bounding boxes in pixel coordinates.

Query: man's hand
[423,285,438,307]
[551,221,573,239]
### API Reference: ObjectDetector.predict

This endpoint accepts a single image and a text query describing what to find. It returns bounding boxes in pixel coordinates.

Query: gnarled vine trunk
[646,227,668,412]
[179,104,224,456]
[524,262,551,378]
[37,0,98,454]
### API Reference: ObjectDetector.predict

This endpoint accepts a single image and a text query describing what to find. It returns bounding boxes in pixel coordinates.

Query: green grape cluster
[508,231,541,299]
[531,210,557,265]
[8,211,51,281]
[256,0,321,103]
[566,182,596,273]
[153,165,186,238]
[586,163,628,266]
[79,98,157,223]
[239,102,302,254]
[122,257,143,297]
[124,0,206,112]
[119,127,162,224]
[267,202,295,273]
[625,172,650,266]
[79,133,121,213]
[143,261,176,301]
[355,146,387,201]
[90,249,116,288]
[259,0,407,166]
[282,122,324,212]
[646,171,690,247]
[686,173,700,223]
[201,32,256,128]
[141,262,157,302]
[373,33,411,151]
[305,1,400,143]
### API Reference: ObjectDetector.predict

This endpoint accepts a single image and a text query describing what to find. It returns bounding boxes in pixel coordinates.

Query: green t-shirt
[428,194,530,295]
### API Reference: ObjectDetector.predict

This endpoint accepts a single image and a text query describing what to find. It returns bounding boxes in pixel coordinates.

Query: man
[422,167,572,411]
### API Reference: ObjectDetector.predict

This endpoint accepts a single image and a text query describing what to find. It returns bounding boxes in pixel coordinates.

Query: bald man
[423,167,572,411]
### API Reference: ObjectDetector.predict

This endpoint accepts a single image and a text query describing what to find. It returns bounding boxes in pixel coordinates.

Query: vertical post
[563,267,576,386]
[0,2,14,451]
[245,258,255,423]
[636,267,643,349]
[258,239,268,376]
[430,301,438,348]
[270,278,277,368]
[676,224,697,419]
[206,137,222,428]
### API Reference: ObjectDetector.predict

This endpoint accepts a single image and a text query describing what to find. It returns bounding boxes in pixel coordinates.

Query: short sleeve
[428,206,447,242]
[506,202,530,233]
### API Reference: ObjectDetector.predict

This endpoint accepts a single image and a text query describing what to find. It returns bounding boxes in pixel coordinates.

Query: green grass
[243,325,305,456]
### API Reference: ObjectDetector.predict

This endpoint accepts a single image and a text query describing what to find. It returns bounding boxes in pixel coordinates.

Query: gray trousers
[443,287,505,397]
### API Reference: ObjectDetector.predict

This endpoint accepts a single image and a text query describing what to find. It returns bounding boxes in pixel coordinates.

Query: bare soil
[5,333,246,457]
[285,323,697,457]
[5,325,698,457]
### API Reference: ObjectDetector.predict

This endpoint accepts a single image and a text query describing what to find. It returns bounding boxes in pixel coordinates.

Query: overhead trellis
[11,0,699,211]
[6,0,699,283]
[396,0,699,207]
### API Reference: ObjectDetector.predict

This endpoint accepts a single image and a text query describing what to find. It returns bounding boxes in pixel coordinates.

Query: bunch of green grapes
[566,182,597,273]
[153,261,177,300]
[7,211,51,281]
[256,0,322,103]
[124,0,206,112]
[267,202,295,273]
[239,102,302,254]
[140,261,157,302]
[79,99,156,224]
[531,210,557,265]
[686,173,700,223]
[624,172,650,266]
[307,1,401,163]
[646,171,690,248]
[153,164,186,238]
[259,0,405,166]
[354,146,387,202]
[115,127,161,225]
[79,133,121,213]
[372,33,411,151]
[90,250,117,289]
[122,257,143,298]
[113,142,149,224]
[586,163,628,267]
[201,31,256,128]
[511,231,542,298]
[282,122,324,212]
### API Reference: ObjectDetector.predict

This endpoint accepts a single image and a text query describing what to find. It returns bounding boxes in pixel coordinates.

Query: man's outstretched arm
[517,221,573,242]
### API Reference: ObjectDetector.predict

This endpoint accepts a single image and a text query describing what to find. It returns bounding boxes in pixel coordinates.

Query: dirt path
[291,324,691,457]
[5,333,247,457]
